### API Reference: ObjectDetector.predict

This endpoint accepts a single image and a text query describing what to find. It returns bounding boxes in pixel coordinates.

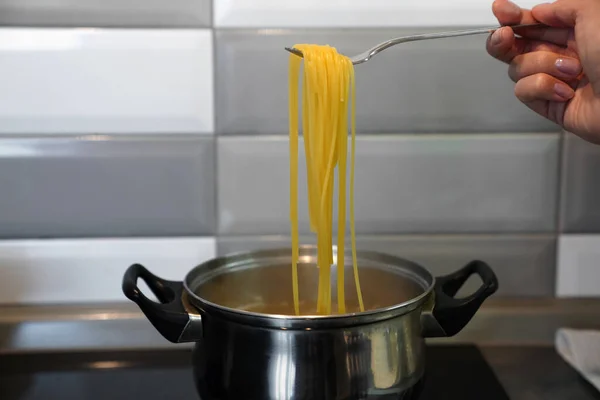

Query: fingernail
[505,0,521,16]
[491,29,503,46]
[556,58,582,76]
[554,83,574,99]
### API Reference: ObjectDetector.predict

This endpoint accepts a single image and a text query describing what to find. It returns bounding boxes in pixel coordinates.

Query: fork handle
[460,23,546,36]
[495,23,546,31]
[397,23,546,43]
[363,23,546,63]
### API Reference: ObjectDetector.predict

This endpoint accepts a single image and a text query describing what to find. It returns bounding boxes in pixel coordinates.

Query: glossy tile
[560,133,600,232]
[217,235,315,256]
[0,29,214,134]
[0,0,211,27]
[556,235,600,297]
[217,134,560,235]
[215,29,558,135]
[217,234,557,297]
[214,0,540,28]
[0,135,216,238]
[0,237,216,303]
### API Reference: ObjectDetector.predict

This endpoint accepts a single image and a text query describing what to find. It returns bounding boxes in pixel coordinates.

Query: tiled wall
[0,0,597,305]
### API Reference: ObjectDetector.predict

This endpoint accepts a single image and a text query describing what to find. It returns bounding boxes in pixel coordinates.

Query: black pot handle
[122,264,190,343]
[422,260,498,338]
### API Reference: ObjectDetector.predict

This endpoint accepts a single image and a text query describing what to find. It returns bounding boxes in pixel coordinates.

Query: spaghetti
[288,44,364,315]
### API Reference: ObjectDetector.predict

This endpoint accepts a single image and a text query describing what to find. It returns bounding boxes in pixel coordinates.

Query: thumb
[533,0,600,94]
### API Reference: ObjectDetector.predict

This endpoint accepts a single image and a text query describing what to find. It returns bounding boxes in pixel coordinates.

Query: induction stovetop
[0,345,509,400]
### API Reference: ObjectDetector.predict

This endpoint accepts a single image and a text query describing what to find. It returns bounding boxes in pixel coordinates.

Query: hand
[486,0,600,144]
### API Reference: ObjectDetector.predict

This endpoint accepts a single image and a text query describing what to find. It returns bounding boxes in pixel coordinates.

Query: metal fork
[285,23,544,65]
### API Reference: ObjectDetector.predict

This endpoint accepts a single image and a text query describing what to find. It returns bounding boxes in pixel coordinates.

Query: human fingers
[514,25,573,47]
[487,27,527,64]
[533,0,600,94]
[491,0,573,48]
[492,0,536,25]
[508,52,582,82]
[514,73,575,103]
[487,29,576,65]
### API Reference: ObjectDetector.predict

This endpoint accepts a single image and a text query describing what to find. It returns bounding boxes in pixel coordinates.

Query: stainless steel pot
[122,246,498,400]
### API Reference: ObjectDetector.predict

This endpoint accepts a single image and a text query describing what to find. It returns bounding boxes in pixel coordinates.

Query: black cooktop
[0,345,509,400]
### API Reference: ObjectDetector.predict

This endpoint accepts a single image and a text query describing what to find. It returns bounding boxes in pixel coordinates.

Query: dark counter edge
[2,298,600,353]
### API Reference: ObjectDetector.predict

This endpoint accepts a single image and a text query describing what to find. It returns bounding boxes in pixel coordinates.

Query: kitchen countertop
[4,299,600,352]
[0,346,598,400]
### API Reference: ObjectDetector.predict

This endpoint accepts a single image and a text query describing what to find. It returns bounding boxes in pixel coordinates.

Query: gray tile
[217,235,315,256]
[561,134,600,232]
[217,234,557,297]
[0,135,216,238]
[217,134,560,235]
[0,0,211,28]
[215,29,559,135]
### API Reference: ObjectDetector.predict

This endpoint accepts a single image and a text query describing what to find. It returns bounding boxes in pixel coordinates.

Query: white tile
[0,28,214,134]
[214,0,542,28]
[0,237,216,304]
[557,235,600,297]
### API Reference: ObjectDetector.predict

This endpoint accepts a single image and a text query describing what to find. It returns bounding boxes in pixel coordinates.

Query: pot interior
[185,247,433,317]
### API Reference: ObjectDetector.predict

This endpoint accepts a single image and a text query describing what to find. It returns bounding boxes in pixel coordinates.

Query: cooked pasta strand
[288,44,364,315]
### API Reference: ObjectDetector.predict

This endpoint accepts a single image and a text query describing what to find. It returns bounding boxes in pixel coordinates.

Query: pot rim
[182,245,436,328]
